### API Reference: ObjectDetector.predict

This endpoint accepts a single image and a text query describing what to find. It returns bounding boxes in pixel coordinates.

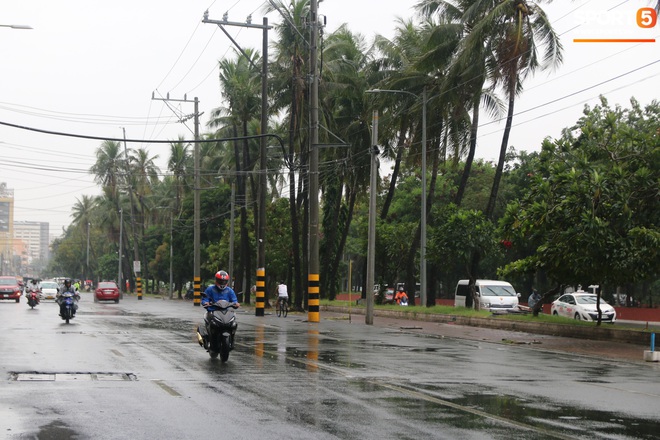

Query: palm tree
[417,0,504,207]
[315,24,378,298]
[471,0,563,219]
[265,0,311,308]
[71,195,98,280]
[167,137,190,215]
[209,48,262,301]
[90,140,124,204]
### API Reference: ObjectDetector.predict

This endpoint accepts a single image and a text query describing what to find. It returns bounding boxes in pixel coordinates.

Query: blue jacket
[202,284,238,310]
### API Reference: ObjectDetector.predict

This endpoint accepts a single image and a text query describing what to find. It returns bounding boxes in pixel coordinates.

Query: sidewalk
[321,309,654,364]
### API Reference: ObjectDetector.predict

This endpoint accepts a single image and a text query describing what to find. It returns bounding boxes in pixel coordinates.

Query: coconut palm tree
[209,48,262,301]
[90,140,124,204]
[265,0,312,308]
[468,0,563,219]
[167,136,190,215]
[417,0,504,207]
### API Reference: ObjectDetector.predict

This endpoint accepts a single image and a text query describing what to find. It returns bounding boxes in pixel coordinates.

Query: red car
[0,276,23,303]
[94,281,120,303]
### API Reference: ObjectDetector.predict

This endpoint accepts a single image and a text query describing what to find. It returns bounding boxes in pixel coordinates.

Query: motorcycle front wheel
[220,335,230,362]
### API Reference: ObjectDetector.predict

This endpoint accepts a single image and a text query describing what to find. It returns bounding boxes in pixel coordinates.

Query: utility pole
[308,0,320,322]
[229,182,235,290]
[117,208,123,293]
[151,93,202,306]
[121,127,141,298]
[169,213,173,300]
[86,222,90,282]
[203,11,271,316]
[366,110,378,325]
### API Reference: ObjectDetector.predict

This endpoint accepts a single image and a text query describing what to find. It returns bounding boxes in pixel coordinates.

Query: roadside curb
[321,305,653,347]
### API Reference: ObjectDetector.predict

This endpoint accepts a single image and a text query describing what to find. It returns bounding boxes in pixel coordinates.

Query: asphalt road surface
[1,294,658,439]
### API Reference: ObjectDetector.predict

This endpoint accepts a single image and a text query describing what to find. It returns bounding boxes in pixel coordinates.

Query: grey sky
[1,0,658,234]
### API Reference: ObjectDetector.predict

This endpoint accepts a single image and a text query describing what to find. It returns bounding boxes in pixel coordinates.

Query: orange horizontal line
[574,38,656,43]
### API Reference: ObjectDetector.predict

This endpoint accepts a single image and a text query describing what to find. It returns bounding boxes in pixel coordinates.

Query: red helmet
[215,270,229,288]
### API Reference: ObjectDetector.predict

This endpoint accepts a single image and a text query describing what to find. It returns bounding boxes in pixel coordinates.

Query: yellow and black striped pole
[308,273,320,322]
[137,277,142,300]
[193,276,201,306]
[255,268,265,316]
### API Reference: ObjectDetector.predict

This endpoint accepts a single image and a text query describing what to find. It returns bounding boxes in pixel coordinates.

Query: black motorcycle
[197,300,238,361]
[58,291,78,324]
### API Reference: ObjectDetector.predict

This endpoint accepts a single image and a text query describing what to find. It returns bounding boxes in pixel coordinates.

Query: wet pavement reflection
[3,297,658,440]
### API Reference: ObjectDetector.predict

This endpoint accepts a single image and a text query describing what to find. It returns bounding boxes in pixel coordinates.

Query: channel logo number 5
[637,8,657,28]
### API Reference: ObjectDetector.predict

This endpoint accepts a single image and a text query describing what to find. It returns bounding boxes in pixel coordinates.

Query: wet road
[1,294,659,439]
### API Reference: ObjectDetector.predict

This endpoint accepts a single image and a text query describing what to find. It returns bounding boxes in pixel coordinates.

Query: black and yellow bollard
[255,268,265,316]
[137,277,142,300]
[308,273,320,322]
[193,276,201,306]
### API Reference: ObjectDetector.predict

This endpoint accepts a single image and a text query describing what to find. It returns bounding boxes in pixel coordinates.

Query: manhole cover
[10,372,137,381]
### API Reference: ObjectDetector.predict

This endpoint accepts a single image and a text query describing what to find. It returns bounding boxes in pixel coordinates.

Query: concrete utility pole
[86,222,90,281]
[151,93,202,305]
[203,11,271,316]
[117,208,123,292]
[121,127,141,299]
[308,0,320,323]
[366,110,378,325]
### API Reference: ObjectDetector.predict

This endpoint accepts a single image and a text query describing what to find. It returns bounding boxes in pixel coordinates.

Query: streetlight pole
[366,110,378,325]
[366,88,427,307]
[420,88,427,307]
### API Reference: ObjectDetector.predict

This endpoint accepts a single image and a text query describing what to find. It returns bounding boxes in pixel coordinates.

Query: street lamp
[366,88,427,308]
[0,24,32,29]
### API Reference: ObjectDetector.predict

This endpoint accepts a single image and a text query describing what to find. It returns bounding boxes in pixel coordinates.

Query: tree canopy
[499,97,660,287]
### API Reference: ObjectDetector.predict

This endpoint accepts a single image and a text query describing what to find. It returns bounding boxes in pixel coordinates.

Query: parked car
[40,280,60,300]
[95,281,120,303]
[0,276,23,302]
[551,292,616,323]
[455,279,520,312]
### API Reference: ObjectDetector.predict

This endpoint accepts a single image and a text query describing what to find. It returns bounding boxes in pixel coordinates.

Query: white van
[454,279,519,311]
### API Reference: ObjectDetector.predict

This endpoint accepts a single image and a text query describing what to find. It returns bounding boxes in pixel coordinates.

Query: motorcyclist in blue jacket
[200,270,239,349]
[202,270,239,310]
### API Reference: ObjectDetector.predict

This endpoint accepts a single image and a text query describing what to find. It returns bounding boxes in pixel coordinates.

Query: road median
[321,305,653,347]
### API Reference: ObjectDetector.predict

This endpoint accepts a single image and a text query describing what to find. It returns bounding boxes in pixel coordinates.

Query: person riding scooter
[200,270,239,348]
[57,279,80,317]
[394,286,408,305]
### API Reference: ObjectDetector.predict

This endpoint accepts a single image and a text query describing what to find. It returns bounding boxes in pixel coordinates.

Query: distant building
[14,221,50,262]
[0,183,51,276]
[0,183,14,275]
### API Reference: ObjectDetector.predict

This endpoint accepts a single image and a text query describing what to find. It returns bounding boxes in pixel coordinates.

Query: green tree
[500,97,660,319]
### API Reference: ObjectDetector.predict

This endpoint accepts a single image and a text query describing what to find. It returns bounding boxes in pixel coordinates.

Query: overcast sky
[1,0,658,236]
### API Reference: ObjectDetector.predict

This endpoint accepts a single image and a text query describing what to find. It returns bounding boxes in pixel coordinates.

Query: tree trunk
[455,98,480,207]
[327,182,357,300]
[321,175,343,298]
[486,90,516,220]
[381,119,408,219]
